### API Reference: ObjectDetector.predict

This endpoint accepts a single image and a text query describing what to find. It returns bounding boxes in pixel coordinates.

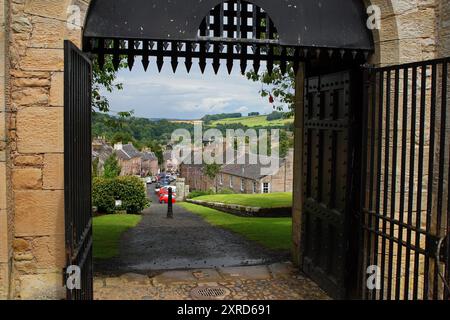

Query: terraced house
[0,0,449,301]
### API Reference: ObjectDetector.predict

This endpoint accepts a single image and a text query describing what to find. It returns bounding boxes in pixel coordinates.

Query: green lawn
[93,214,142,259]
[210,115,293,127]
[192,192,292,208]
[178,202,292,251]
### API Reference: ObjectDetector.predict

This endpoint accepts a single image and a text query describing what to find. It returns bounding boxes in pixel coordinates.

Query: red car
[159,193,176,204]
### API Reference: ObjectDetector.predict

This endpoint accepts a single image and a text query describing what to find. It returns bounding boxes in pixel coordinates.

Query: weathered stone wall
[438,0,450,57]
[0,0,11,300]
[6,0,88,299]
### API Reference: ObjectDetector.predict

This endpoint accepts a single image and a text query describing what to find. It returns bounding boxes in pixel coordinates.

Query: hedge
[93,176,150,214]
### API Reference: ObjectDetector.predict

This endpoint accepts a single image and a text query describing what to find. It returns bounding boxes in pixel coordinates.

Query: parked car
[159,193,177,204]
[146,177,153,184]
[158,186,177,196]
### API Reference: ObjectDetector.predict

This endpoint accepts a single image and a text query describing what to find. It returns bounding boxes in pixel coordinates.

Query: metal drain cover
[190,286,230,300]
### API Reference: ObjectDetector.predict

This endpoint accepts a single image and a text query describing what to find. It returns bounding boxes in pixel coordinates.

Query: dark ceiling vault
[83,0,374,74]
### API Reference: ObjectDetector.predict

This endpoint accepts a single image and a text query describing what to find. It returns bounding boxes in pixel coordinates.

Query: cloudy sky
[101,58,278,120]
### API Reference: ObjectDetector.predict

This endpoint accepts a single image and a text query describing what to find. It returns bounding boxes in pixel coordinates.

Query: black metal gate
[301,71,359,299]
[360,57,450,300]
[64,40,93,300]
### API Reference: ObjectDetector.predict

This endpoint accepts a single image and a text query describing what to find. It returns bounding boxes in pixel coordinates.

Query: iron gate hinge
[426,234,447,261]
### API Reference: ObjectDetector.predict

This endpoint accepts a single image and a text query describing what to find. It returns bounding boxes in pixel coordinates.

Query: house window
[262,182,270,194]
[241,179,245,191]
[219,173,223,185]
[253,182,257,193]
[229,176,233,188]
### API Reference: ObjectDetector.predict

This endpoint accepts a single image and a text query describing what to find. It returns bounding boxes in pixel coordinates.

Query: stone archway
[1,0,447,299]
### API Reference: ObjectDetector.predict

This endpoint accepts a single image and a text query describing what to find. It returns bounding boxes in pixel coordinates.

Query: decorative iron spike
[185,59,193,73]
[127,55,135,71]
[315,49,321,59]
[226,61,233,74]
[142,56,149,71]
[213,61,220,74]
[191,43,198,51]
[267,61,274,76]
[171,59,178,73]
[303,48,309,58]
[149,41,155,50]
[199,60,207,74]
[177,42,184,51]
[157,57,164,72]
[205,42,211,52]
[134,41,141,50]
[235,44,241,54]
[251,44,257,54]
[112,55,120,71]
[364,51,369,60]
[98,54,105,70]
[218,43,225,53]
[163,41,170,50]
[280,60,287,75]
[240,61,247,75]
[253,60,260,74]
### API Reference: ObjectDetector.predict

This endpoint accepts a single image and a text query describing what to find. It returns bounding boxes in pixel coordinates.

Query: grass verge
[93,214,142,259]
[192,192,292,208]
[178,202,291,251]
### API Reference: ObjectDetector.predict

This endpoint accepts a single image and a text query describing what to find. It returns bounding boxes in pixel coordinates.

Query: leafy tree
[248,112,260,117]
[103,154,121,179]
[204,163,222,192]
[246,65,295,117]
[267,111,285,121]
[92,56,127,113]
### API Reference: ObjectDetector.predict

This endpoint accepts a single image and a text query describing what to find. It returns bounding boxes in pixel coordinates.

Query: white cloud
[101,61,286,119]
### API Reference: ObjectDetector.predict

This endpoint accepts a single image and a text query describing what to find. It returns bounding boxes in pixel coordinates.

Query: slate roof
[142,151,157,161]
[122,143,141,158]
[220,153,284,180]
[115,149,130,160]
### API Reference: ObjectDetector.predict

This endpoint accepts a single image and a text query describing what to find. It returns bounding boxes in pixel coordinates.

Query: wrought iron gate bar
[361,57,450,300]
[64,41,93,300]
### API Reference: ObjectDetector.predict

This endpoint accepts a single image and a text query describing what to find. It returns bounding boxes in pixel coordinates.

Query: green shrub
[115,176,150,214]
[187,190,215,199]
[217,188,235,195]
[92,176,149,214]
[92,177,116,213]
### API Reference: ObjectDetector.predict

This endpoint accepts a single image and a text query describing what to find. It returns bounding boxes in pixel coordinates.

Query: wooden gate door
[301,70,359,299]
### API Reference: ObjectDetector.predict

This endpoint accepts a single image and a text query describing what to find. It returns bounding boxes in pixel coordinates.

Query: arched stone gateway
[0,0,449,300]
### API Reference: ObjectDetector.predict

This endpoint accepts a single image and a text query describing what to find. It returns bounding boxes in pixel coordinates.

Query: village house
[180,149,294,194]
[141,150,159,177]
[91,137,113,176]
[163,150,180,173]
[114,142,159,177]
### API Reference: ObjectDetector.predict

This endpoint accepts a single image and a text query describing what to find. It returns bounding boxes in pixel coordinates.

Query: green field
[210,115,293,127]
[192,192,292,208]
[93,214,142,259]
[179,202,291,251]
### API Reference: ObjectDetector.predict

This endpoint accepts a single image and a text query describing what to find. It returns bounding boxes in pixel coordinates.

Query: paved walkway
[95,185,288,274]
[94,185,329,300]
[94,263,329,300]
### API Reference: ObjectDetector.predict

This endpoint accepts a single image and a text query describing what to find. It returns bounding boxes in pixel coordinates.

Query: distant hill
[210,114,293,128]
